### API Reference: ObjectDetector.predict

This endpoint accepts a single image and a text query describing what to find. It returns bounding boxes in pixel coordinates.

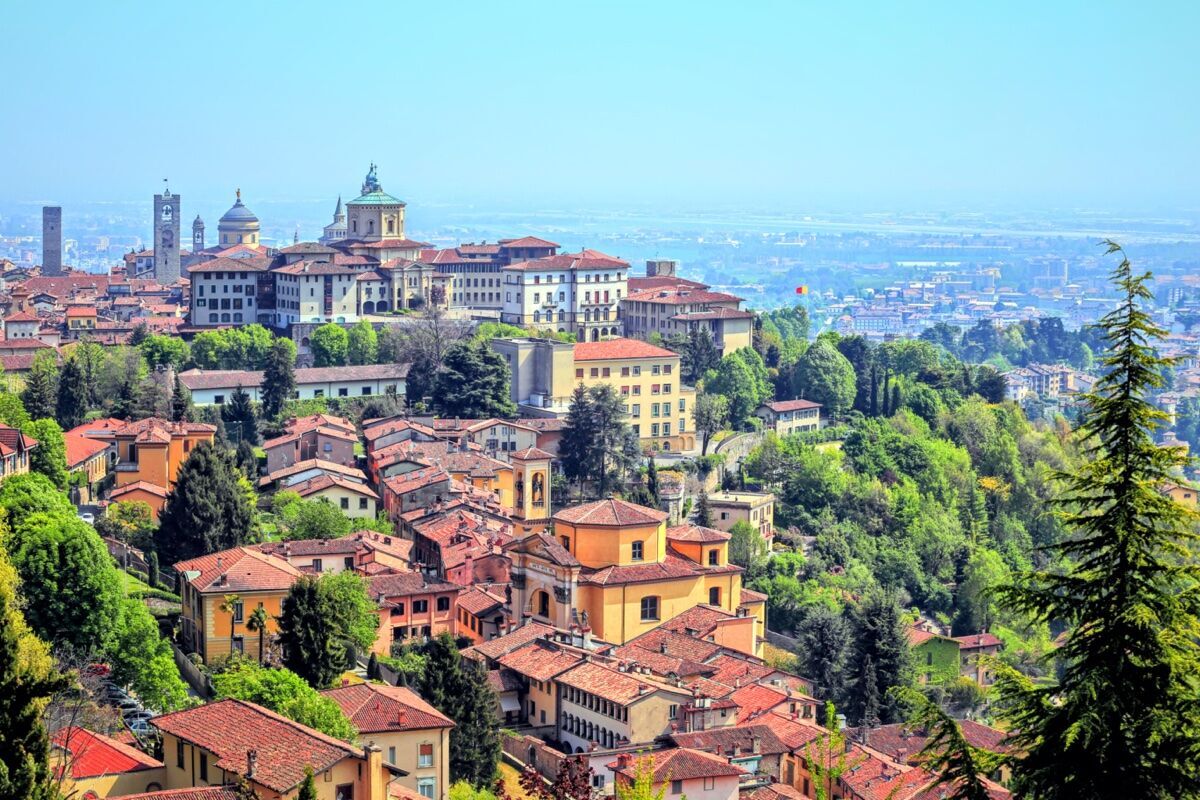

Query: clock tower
[153,182,181,284]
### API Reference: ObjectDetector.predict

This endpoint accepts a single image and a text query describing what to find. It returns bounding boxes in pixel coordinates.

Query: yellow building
[506,498,756,648]
[152,698,402,800]
[322,683,454,800]
[492,337,696,453]
[290,473,380,519]
[707,491,775,550]
[106,417,217,518]
[174,547,301,664]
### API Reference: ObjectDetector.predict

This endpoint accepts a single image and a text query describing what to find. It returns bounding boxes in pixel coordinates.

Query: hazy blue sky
[4,1,1197,209]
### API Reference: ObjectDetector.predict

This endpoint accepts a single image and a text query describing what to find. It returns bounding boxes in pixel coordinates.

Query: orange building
[107,418,216,517]
[368,571,462,655]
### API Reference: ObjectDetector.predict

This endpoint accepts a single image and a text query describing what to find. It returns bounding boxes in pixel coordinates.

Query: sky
[3,1,1198,210]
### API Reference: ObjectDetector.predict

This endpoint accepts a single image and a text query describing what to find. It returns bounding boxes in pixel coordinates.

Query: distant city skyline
[3,2,1199,210]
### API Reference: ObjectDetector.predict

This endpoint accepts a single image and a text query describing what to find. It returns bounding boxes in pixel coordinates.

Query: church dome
[219,190,259,224]
[217,189,261,247]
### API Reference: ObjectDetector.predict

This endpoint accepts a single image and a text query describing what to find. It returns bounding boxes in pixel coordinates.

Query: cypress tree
[261,339,297,421]
[278,576,345,689]
[889,383,902,416]
[868,364,878,417]
[296,766,319,800]
[171,375,193,422]
[994,243,1200,799]
[646,457,660,506]
[696,490,713,527]
[55,357,89,429]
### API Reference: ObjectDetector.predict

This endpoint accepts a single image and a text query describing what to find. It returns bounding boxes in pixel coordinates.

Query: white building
[179,363,410,406]
[500,249,628,341]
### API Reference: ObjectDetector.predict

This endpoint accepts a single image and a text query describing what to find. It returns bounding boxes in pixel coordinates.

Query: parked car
[124,710,157,724]
[114,698,142,715]
[126,718,155,737]
[77,512,95,525]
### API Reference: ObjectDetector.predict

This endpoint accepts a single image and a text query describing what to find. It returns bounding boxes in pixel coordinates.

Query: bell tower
[192,215,205,253]
[511,447,553,536]
[153,180,181,284]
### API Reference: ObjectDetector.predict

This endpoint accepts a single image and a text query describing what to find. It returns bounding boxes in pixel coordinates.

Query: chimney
[751,735,761,754]
[582,625,592,650]
[638,683,650,696]
[246,749,257,778]
[660,641,668,654]
[617,753,632,770]
[364,742,385,800]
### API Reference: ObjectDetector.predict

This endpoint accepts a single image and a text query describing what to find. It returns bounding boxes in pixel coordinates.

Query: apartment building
[424,236,560,311]
[622,276,754,357]
[186,256,271,327]
[179,363,409,406]
[500,249,629,341]
[105,418,216,518]
[491,337,696,453]
[754,399,821,437]
[706,492,775,550]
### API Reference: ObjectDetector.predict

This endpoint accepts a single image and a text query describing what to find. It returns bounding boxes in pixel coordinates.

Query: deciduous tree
[22,418,68,489]
[347,319,379,365]
[310,323,349,367]
[693,392,729,456]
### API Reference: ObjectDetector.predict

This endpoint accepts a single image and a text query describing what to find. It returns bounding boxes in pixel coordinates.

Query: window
[640,596,659,621]
[436,596,450,611]
[709,587,721,605]
[561,535,570,550]
[708,549,719,565]
[312,558,323,572]
[233,601,244,622]
[631,541,644,561]
[336,785,355,800]
[338,387,348,397]
[418,779,436,799]
[419,743,434,768]
[393,602,405,615]
[214,395,225,405]
[340,497,350,510]
[388,746,396,764]
[631,404,641,418]
[199,753,208,781]
[668,704,678,719]
[703,778,716,791]
[413,599,429,613]
[359,497,368,509]
[671,780,683,795]
[176,740,184,768]
[575,368,584,379]
[537,591,550,618]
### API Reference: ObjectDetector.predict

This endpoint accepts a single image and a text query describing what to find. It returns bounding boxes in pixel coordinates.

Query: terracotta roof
[382,466,452,497]
[669,724,790,756]
[497,640,583,682]
[186,256,271,274]
[368,571,460,600]
[290,473,379,500]
[52,726,162,778]
[503,249,628,272]
[4,309,40,322]
[500,236,560,249]
[625,627,723,664]
[173,547,301,593]
[66,305,97,317]
[672,308,755,321]
[580,550,740,587]
[109,480,169,500]
[610,748,745,782]
[704,654,775,689]
[740,588,768,604]
[252,536,362,558]
[747,711,826,751]
[553,498,667,526]
[113,789,239,800]
[64,431,111,468]
[321,683,453,733]
[510,445,554,460]
[745,783,808,800]
[112,417,216,442]
[273,260,360,276]
[488,668,523,694]
[610,641,713,679]
[573,338,678,362]
[259,458,366,486]
[151,699,364,794]
[625,287,744,305]
[762,399,822,413]
[558,661,682,705]
[666,523,730,544]
[465,622,557,661]
[458,585,507,616]
[338,238,431,250]
[851,720,1012,765]
[727,683,790,719]
[954,632,1003,650]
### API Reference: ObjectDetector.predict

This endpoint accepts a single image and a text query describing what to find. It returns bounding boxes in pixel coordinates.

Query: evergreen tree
[147,551,161,588]
[451,659,502,787]
[310,324,349,367]
[559,385,639,497]
[994,243,1200,799]
[868,365,879,416]
[0,591,66,800]
[236,438,259,479]
[278,576,346,688]
[21,419,68,489]
[796,605,849,703]
[297,766,319,800]
[695,490,713,527]
[171,375,194,422]
[222,387,259,446]
[56,356,90,429]
[895,689,1003,800]
[155,441,254,565]
[859,656,880,730]
[646,457,660,506]
[433,339,517,419]
[672,328,721,384]
[889,383,902,417]
[347,320,379,366]
[261,339,297,421]
[20,351,59,421]
[844,591,911,725]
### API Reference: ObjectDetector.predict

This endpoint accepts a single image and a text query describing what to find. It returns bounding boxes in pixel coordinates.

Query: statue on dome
[361,163,381,194]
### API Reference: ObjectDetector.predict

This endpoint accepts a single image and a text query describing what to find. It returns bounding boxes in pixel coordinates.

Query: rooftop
[573,338,679,362]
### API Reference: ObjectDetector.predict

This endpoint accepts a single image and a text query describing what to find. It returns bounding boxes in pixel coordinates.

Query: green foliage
[348,320,379,365]
[993,244,1200,799]
[418,633,501,787]
[171,375,194,422]
[665,328,721,385]
[212,657,357,741]
[792,339,856,417]
[433,338,517,419]
[278,576,346,688]
[895,689,1006,800]
[261,339,298,421]
[297,766,319,800]
[727,520,767,575]
[318,571,380,652]
[310,323,350,367]
[139,334,190,369]
[803,702,864,800]
[0,473,74,528]
[796,605,850,702]
[56,355,90,429]
[705,347,773,429]
[190,325,277,370]
[0,589,67,800]
[22,418,68,489]
[693,392,729,456]
[20,351,59,421]
[695,489,712,526]
[155,441,255,566]
[96,501,157,550]
[0,393,29,431]
[560,384,641,497]
[277,496,354,541]
[110,597,190,711]
[844,591,912,725]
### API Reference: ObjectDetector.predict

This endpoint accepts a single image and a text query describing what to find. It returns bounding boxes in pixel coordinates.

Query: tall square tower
[42,206,62,275]
[153,187,181,284]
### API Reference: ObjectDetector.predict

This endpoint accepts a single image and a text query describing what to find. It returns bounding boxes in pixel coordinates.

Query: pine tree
[278,576,345,689]
[155,441,254,565]
[895,689,1003,800]
[844,591,911,725]
[261,339,297,421]
[994,243,1200,799]
[222,387,259,446]
[0,591,66,800]
[171,375,193,422]
[695,490,713,527]
[646,458,660,506]
[56,356,89,429]
[561,385,640,497]
[796,605,849,703]
[20,351,58,421]
[451,659,502,787]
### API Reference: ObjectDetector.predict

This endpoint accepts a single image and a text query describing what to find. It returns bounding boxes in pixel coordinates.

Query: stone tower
[42,206,62,275]
[192,215,205,253]
[153,183,181,284]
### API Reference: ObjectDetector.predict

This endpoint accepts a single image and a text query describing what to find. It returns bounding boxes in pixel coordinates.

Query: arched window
[352,220,358,233]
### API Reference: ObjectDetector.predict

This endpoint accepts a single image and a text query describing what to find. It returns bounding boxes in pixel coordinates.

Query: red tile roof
[954,632,1003,650]
[465,622,557,661]
[625,288,745,306]
[610,748,745,782]
[151,699,364,793]
[501,236,560,249]
[173,547,301,593]
[558,661,683,705]
[64,431,111,468]
[368,571,460,600]
[458,585,506,616]
[290,473,380,500]
[666,523,730,544]
[669,724,790,756]
[553,498,667,526]
[113,789,239,800]
[109,480,169,500]
[259,458,366,486]
[580,550,740,587]
[497,640,583,682]
[502,249,629,272]
[727,683,791,719]
[762,399,822,413]
[573,338,678,362]
[321,683,453,733]
[52,726,162,778]
[624,627,723,664]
